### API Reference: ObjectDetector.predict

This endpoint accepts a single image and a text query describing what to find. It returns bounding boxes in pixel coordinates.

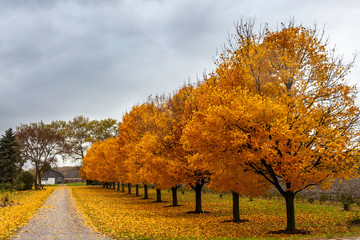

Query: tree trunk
[143,184,148,199]
[38,171,42,189]
[113,182,115,190]
[284,191,296,231]
[135,184,139,196]
[121,182,125,192]
[156,188,162,202]
[192,183,204,213]
[171,186,178,206]
[117,182,120,191]
[35,165,42,190]
[34,167,39,189]
[128,183,131,194]
[102,183,105,187]
[232,191,240,221]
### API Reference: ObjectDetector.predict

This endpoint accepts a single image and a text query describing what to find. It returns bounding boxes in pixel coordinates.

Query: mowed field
[71,186,360,239]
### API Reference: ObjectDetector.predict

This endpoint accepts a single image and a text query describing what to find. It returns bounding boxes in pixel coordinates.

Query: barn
[41,169,65,185]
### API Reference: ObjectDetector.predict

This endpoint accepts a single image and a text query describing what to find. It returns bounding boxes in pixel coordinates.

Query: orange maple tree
[80,20,360,233]
[183,21,360,231]
[81,137,120,184]
[132,96,181,203]
[118,102,164,198]
[128,87,212,210]
[182,79,271,221]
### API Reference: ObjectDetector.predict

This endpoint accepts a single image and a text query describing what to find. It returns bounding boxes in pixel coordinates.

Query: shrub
[339,194,354,211]
[16,171,34,190]
[179,186,185,194]
[1,192,10,206]
[350,211,360,225]
[0,189,13,206]
[296,194,306,203]
[319,192,329,205]
[15,181,25,191]
[355,198,360,207]
[308,197,315,204]
[0,182,12,191]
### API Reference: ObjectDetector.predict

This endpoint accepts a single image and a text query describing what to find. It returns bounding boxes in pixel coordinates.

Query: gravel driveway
[12,187,111,240]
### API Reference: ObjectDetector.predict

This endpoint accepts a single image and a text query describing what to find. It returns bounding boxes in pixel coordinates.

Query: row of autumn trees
[13,116,118,189]
[80,21,360,232]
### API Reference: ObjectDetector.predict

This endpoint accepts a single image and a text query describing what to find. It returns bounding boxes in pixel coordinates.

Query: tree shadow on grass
[221,219,249,223]
[268,229,310,235]
[164,205,184,208]
[186,211,210,214]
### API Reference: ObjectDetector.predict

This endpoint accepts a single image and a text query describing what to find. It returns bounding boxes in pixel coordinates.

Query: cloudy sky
[1,0,360,134]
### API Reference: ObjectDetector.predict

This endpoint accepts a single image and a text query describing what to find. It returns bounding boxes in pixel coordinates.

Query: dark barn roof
[53,166,81,178]
[42,169,65,179]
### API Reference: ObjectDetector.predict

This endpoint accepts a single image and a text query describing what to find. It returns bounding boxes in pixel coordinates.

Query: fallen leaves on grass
[0,188,54,239]
[71,186,360,239]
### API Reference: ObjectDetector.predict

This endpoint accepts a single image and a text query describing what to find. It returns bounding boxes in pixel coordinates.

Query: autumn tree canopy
[60,116,118,163]
[119,104,152,188]
[182,21,360,231]
[79,20,360,232]
[81,137,120,183]
[16,122,68,189]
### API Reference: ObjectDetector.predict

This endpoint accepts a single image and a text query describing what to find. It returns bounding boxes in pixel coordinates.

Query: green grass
[43,183,87,187]
[66,182,86,186]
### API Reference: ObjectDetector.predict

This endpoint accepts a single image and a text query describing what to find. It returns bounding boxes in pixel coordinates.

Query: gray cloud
[1,0,360,133]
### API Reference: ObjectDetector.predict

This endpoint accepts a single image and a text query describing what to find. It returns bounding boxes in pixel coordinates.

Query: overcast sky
[1,0,360,134]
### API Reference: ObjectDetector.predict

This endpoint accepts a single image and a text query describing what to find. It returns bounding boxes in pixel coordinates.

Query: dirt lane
[12,187,111,240]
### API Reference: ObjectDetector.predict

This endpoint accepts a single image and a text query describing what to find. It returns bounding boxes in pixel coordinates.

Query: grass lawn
[66,182,87,186]
[0,188,54,239]
[44,184,59,187]
[43,183,87,187]
[71,186,360,239]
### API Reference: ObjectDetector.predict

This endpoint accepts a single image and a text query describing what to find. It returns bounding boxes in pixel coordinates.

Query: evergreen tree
[0,128,22,183]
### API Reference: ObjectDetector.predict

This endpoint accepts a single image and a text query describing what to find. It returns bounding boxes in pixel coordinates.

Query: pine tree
[0,128,22,183]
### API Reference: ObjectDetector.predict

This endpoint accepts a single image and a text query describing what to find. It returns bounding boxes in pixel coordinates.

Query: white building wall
[41,178,55,185]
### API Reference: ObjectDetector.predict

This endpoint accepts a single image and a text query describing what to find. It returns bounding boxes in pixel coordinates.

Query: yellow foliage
[0,188,54,239]
[80,21,360,232]
[81,138,122,183]
[72,186,360,239]
[183,23,360,195]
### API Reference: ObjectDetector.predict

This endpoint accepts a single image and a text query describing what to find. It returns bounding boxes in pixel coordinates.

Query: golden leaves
[82,137,122,183]
[80,22,360,232]
[181,23,360,194]
[0,188,54,239]
[72,186,360,239]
